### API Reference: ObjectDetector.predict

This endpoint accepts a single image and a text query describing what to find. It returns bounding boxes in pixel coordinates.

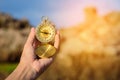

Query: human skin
[5,27,60,80]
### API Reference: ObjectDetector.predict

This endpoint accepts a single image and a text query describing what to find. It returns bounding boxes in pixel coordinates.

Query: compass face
[36,23,56,43]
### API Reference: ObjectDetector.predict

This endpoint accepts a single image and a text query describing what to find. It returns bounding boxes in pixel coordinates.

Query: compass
[35,16,56,58]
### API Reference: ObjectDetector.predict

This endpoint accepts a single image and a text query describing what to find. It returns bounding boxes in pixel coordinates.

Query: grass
[0,63,18,74]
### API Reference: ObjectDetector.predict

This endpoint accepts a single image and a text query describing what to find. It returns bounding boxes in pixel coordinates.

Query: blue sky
[0,0,120,28]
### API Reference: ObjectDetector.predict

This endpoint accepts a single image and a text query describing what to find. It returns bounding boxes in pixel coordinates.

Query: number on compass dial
[36,24,56,43]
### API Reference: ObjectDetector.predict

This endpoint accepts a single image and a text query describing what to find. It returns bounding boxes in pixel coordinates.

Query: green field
[0,63,18,79]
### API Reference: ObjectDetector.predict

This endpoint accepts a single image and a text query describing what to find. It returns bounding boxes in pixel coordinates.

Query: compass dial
[36,23,56,43]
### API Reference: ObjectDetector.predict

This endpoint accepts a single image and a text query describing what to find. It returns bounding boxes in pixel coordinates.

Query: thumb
[26,27,35,46]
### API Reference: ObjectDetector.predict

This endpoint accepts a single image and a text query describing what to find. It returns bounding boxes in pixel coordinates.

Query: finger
[38,58,53,71]
[39,58,53,66]
[33,37,41,48]
[54,31,60,49]
[26,27,35,46]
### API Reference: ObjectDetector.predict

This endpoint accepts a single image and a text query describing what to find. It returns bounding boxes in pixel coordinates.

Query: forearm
[5,63,37,80]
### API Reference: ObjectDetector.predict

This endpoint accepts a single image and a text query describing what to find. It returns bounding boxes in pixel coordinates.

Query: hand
[6,27,60,80]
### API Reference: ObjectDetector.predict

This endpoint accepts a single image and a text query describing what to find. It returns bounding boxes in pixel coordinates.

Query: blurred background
[0,0,120,80]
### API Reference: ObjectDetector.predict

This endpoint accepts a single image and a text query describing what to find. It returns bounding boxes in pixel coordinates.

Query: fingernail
[49,58,53,61]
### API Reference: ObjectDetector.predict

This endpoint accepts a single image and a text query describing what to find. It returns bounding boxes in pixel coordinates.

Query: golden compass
[35,16,56,58]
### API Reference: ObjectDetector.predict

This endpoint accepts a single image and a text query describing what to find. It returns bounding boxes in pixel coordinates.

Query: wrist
[6,63,37,80]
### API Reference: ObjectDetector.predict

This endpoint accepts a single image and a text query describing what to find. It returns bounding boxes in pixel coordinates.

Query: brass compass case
[35,17,56,58]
